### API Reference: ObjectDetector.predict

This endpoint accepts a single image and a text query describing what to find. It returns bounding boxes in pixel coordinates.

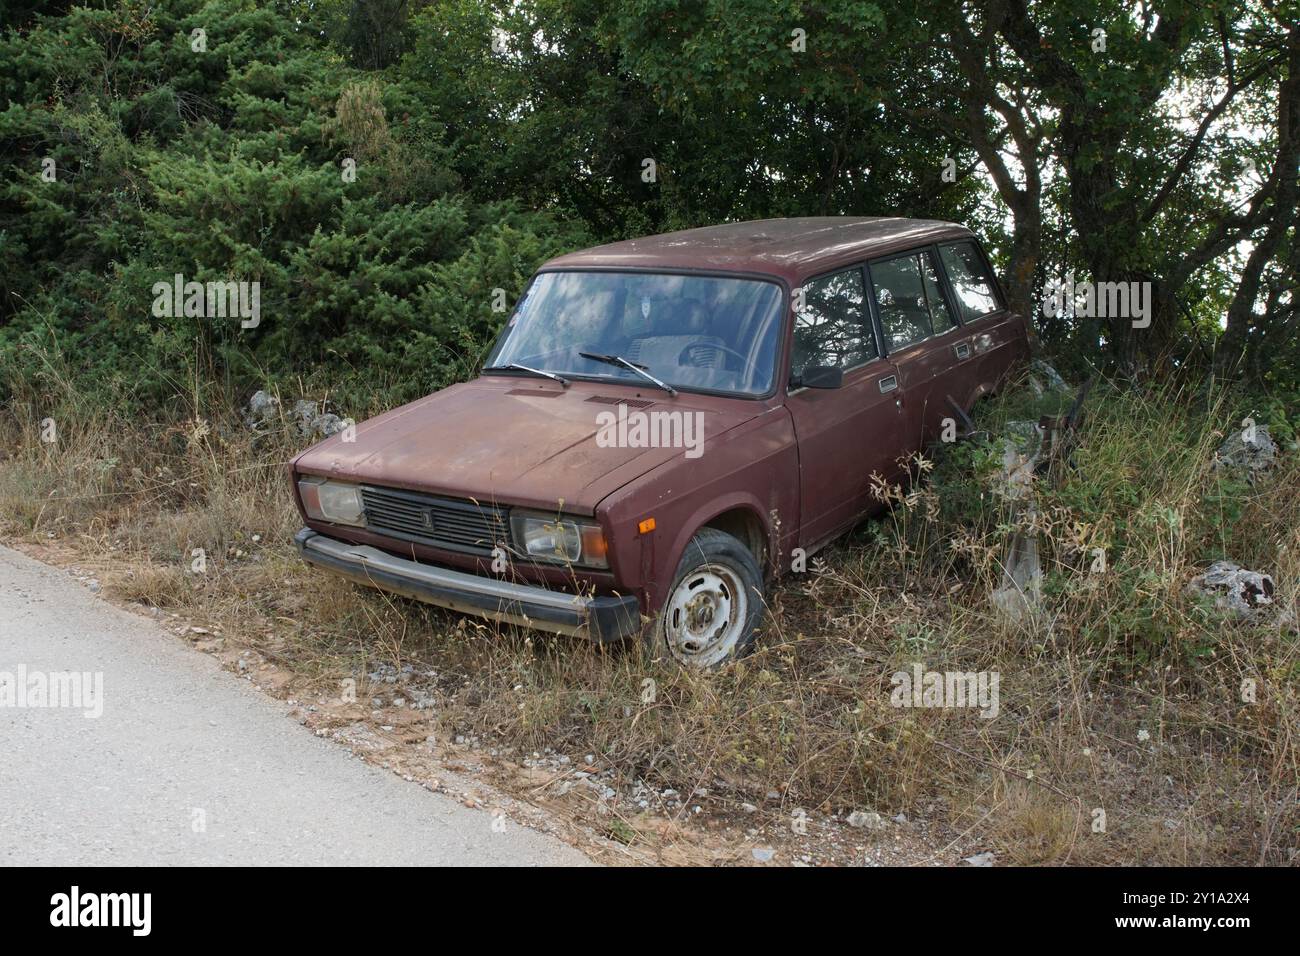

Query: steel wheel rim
[663,563,748,666]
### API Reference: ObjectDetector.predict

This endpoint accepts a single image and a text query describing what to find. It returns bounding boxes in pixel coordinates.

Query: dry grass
[1,370,1296,865]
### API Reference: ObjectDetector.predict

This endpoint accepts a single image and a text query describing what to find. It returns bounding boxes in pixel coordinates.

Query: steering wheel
[679,341,754,375]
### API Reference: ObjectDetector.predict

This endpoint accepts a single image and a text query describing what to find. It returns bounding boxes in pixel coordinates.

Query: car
[290,217,1030,666]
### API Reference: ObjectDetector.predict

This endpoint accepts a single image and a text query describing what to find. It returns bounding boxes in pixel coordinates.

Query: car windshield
[485,271,786,396]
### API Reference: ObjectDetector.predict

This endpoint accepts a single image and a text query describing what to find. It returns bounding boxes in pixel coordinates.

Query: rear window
[938,241,1001,322]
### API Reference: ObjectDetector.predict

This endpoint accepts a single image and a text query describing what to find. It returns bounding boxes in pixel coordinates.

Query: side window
[938,241,1001,322]
[871,250,957,349]
[922,251,956,334]
[791,268,877,379]
[871,254,931,350]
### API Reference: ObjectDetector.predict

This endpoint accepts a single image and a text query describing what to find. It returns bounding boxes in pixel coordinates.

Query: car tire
[650,527,764,668]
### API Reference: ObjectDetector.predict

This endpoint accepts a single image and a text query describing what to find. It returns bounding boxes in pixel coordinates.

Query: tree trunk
[1218,31,1300,378]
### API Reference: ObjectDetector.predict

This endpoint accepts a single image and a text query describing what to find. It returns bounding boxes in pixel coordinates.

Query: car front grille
[360,485,508,555]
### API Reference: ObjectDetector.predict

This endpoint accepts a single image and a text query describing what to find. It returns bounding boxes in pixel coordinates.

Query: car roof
[540,217,975,284]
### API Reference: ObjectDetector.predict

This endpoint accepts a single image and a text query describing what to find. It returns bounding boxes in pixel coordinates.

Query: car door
[784,264,910,551]
[868,247,966,449]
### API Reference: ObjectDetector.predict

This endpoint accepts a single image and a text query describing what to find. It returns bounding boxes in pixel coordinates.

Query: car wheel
[654,528,764,667]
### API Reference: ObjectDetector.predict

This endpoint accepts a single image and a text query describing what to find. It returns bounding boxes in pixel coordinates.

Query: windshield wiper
[578,352,677,396]
[482,363,569,386]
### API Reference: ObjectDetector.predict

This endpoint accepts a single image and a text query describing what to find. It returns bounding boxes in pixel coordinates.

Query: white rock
[1186,561,1275,618]
[1213,424,1277,474]
[847,810,887,830]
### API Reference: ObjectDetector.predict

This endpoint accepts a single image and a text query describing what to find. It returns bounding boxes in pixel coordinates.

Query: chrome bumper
[294,528,642,642]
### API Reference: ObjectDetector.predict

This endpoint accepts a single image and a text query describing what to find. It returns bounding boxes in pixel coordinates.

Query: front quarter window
[486,271,785,396]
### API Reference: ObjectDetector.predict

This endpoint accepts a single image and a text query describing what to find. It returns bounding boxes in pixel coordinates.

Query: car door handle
[878,375,898,393]
[953,342,971,360]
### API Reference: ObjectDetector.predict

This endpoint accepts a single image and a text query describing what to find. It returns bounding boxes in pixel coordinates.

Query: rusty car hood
[292,377,764,513]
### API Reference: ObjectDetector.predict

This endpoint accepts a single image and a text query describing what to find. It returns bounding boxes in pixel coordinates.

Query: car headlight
[298,476,366,527]
[510,512,608,568]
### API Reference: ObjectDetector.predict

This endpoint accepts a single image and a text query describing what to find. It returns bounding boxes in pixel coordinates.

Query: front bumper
[294,528,642,642]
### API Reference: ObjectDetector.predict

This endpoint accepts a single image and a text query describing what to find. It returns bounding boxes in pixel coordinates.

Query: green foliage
[919,374,1294,669]
[0,0,586,412]
[1,0,1295,415]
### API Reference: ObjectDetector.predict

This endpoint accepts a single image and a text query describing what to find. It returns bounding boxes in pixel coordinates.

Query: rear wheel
[654,528,764,667]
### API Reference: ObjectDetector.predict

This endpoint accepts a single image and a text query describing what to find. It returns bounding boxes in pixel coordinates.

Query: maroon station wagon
[291,218,1029,666]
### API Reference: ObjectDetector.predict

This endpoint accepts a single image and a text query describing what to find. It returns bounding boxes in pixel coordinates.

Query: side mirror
[800,365,843,389]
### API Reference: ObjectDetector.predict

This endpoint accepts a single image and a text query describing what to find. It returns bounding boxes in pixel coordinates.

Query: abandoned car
[291,217,1030,665]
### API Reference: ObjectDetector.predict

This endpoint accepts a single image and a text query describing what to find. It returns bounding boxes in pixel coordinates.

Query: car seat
[625,299,726,373]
